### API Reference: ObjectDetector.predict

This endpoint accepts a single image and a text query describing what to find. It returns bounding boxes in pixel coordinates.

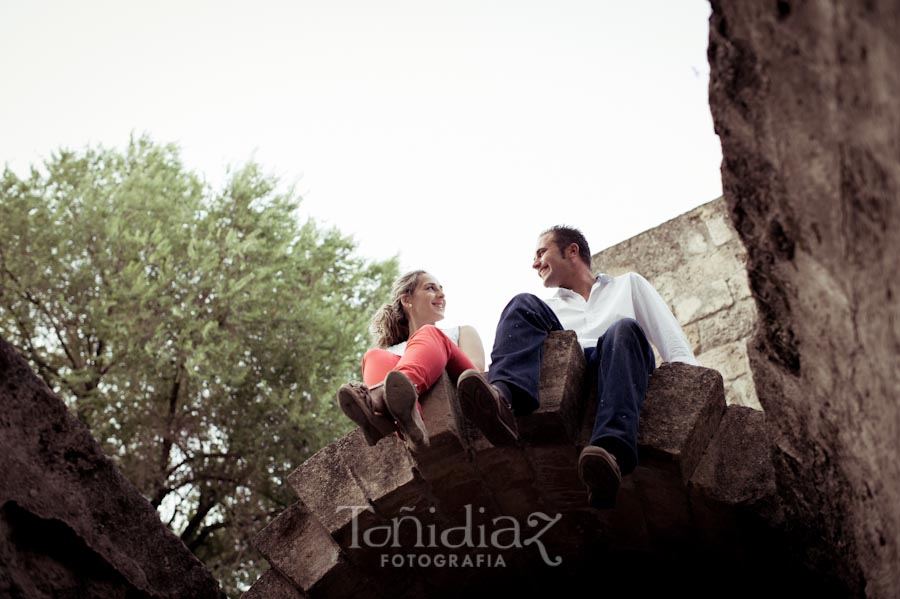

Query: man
[456,225,699,509]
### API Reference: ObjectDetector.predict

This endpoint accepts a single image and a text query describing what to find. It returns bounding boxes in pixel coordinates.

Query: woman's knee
[363,348,389,362]
[362,348,397,373]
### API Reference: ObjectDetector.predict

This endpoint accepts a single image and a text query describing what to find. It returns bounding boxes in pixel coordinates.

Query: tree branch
[180,490,218,547]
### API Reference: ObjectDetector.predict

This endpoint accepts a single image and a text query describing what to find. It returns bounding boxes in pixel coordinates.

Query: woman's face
[404,273,446,328]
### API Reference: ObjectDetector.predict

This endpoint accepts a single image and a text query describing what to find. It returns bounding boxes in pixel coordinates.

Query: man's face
[533,233,572,288]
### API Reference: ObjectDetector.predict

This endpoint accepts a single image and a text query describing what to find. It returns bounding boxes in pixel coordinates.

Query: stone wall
[708,0,900,596]
[592,197,760,409]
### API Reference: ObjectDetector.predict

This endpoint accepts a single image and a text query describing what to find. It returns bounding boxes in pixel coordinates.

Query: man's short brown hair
[542,225,592,267]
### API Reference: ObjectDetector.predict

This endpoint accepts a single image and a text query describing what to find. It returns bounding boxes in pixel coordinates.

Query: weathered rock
[522,330,586,444]
[690,405,775,508]
[637,362,726,484]
[0,337,224,599]
[252,501,372,597]
[241,569,307,599]
[709,0,900,596]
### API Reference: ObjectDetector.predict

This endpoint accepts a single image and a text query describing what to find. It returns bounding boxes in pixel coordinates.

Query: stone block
[637,362,726,484]
[696,297,757,349]
[524,444,585,512]
[689,405,775,508]
[589,476,652,553]
[409,374,497,520]
[697,341,749,383]
[725,374,760,410]
[630,362,724,554]
[287,426,436,526]
[344,431,429,517]
[683,321,701,354]
[417,373,467,470]
[241,569,307,599]
[472,445,541,520]
[674,279,734,324]
[632,463,698,554]
[286,435,373,545]
[689,406,777,559]
[727,270,753,300]
[706,212,735,246]
[517,330,586,445]
[252,502,371,597]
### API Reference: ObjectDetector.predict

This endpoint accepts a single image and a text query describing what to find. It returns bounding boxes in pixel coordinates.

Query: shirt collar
[553,274,606,299]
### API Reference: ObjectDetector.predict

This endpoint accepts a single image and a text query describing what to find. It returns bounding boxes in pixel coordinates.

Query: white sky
[0,0,723,361]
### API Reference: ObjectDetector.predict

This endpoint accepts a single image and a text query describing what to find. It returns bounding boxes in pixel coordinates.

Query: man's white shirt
[543,272,700,365]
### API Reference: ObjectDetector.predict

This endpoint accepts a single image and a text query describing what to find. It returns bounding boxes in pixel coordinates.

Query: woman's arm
[457,325,486,371]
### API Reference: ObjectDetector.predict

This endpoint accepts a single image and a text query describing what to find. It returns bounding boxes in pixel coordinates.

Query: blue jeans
[488,293,655,474]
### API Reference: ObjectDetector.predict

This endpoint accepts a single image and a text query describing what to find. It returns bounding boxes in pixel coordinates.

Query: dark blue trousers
[488,293,655,474]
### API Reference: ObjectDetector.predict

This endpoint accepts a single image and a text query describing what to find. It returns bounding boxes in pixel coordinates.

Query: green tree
[0,136,397,596]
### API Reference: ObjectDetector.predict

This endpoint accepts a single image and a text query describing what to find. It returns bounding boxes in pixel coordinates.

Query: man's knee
[601,318,651,352]
[607,318,643,337]
[505,292,543,310]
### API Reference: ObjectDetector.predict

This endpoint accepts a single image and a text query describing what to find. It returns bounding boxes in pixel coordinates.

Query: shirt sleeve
[629,273,700,366]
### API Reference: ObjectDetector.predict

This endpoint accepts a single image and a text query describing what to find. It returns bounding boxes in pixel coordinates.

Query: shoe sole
[457,373,518,446]
[578,448,621,509]
[385,371,429,449]
[337,386,381,446]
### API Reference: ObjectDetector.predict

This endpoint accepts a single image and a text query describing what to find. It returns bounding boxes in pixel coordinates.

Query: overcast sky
[1,0,723,362]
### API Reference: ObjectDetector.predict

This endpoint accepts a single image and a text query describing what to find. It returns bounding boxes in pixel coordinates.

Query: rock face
[0,337,225,599]
[594,198,761,409]
[708,1,900,597]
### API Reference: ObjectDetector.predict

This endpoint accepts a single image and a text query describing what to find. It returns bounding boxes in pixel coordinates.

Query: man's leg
[587,318,656,469]
[487,293,564,414]
[579,318,655,508]
[457,293,562,446]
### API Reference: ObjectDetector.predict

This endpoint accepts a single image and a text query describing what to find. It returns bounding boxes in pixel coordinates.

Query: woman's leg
[362,349,401,387]
[393,324,473,393]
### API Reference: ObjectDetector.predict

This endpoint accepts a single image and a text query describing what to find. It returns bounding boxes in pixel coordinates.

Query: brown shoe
[578,445,621,509]
[384,370,430,450]
[337,382,396,446]
[456,369,519,446]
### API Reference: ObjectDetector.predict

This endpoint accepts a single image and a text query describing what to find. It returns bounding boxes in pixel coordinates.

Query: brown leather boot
[337,382,397,446]
[578,445,621,509]
[383,370,430,450]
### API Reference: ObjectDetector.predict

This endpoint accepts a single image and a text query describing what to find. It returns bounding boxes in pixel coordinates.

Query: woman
[338,270,485,451]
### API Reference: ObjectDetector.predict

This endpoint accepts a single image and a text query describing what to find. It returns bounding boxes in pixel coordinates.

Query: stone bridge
[243,331,810,598]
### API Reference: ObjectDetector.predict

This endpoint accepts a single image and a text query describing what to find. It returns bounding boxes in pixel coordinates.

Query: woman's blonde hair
[370,270,427,349]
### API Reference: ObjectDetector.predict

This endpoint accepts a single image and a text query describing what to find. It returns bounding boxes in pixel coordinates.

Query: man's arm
[629,273,700,366]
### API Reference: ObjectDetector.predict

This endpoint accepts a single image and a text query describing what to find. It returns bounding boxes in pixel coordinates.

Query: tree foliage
[0,136,397,595]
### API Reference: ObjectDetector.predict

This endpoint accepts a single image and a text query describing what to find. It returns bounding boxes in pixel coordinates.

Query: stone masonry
[594,197,760,410]
[243,331,809,598]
